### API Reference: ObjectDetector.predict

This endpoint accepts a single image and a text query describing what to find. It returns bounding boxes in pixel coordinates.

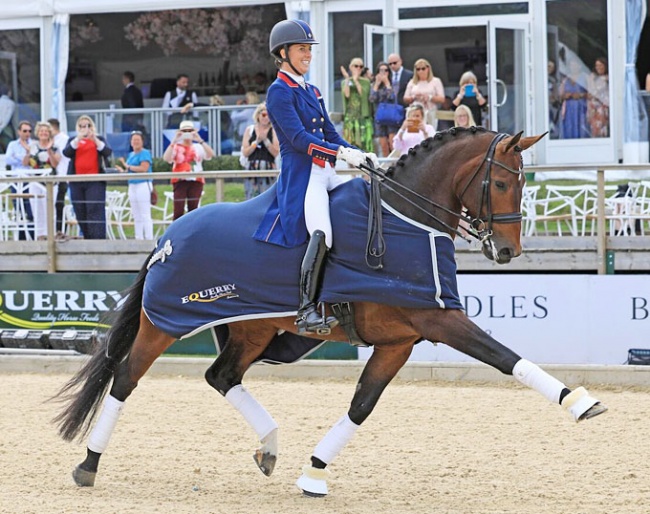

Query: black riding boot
[296,230,339,335]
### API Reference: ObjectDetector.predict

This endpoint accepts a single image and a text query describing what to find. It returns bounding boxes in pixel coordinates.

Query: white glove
[364,152,380,168]
[337,146,366,168]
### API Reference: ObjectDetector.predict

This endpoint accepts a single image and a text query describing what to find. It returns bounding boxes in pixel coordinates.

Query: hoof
[578,402,608,421]
[72,465,96,487]
[253,450,277,477]
[296,465,330,497]
[562,387,608,422]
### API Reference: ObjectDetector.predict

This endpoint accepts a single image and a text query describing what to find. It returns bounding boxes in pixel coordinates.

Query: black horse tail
[52,253,152,442]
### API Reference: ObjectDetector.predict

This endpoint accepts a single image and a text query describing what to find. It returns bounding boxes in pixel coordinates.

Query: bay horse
[53,128,606,498]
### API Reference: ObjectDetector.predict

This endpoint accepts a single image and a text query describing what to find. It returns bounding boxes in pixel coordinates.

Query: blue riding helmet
[269,19,319,57]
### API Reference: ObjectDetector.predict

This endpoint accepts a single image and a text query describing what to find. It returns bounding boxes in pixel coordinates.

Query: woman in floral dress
[340,57,374,152]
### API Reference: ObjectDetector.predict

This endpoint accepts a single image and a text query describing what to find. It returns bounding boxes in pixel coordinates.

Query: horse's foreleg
[204,323,279,477]
[73,312,176,487]
[412,309,607,422]
[297,343,413,497]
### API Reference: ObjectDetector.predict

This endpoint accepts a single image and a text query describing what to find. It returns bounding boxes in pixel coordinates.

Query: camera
[464,84,476,97]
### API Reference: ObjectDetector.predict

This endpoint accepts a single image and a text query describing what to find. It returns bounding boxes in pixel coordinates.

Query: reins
[359,131,524,268]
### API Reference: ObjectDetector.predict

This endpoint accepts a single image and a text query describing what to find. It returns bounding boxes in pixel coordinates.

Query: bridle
[457,132,525,243]
[360,131,524,268]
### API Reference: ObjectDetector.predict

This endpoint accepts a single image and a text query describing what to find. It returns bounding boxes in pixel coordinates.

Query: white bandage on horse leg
[512,358,565,404]
[87,395,125,454]
[225,385,278,441]
[313,414,359,465]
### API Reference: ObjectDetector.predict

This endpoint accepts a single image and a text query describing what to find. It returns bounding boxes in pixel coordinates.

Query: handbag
[375,100,405,126]
[150,185,158,205]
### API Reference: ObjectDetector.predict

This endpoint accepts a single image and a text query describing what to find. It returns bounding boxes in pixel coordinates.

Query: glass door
[363,24,398,74]
[487,21,531,137]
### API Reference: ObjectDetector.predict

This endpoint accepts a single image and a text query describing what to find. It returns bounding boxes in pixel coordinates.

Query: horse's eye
[495,181,506,190]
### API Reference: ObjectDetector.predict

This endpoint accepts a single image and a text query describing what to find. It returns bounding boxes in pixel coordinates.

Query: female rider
[253,19,378,335]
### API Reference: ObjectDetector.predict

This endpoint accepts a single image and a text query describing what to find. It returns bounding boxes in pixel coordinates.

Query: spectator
[548,60,561,138]
[392,103,435,157]
[559,58,589,139]
[0,84,15,154]
[115,131,154,239]
[240,102,280,200]
[63,115,113,239]
[162,74,198,128]
[452,71,487,127]
[230,91,261,141]
[387,53,413,107]
[48,118,71,240]
[4,120,35,239]
[162,120,215,220]
[369,61,399,157]
[28,121,60,240]
[453,104,476,128]
[646,72,650,93]
[587,57,609,138]
[121,71,145,133]
[340,57,374,152]
[404,58,445,130]
[210,94,234,155]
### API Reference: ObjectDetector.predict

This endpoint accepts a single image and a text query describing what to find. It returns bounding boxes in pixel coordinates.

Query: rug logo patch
[147,240,173,269]
[181,284,239,304]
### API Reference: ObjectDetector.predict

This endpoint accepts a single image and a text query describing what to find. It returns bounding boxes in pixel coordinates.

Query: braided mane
[385,126,489,176]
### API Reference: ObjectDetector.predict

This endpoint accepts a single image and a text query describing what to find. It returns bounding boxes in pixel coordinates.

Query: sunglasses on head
[130,130,143,136]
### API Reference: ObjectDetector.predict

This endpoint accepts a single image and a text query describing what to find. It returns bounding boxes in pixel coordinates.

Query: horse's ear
[518,132,548,151]
[503,131,523,152]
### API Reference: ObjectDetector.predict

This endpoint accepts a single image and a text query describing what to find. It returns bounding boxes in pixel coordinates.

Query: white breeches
[29,182,57,238]
[128,182,154,240]
[304,163,348,248]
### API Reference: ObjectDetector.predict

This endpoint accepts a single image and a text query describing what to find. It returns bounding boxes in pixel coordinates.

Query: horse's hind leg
[73,311,176,486]
[296,343,413,497]
[204,322,280,477]
[411,309,607,422]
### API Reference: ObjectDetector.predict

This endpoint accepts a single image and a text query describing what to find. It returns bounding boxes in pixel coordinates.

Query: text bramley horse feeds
[53,128,607,498]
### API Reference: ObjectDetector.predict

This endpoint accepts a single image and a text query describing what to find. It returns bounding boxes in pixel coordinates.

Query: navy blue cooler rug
[142,179,462,359]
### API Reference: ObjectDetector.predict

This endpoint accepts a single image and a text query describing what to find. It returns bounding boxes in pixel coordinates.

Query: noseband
[458,132,524,242]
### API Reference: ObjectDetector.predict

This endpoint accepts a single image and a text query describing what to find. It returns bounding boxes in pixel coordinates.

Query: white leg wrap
[87,395,125,454]
[313,414,359,465]
[225,385,278,441]
[512,359,565,404]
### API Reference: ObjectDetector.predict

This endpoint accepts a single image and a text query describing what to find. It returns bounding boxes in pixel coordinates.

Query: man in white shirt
[161,74,199,128]
[48,118,71,238]
[4,120,34,239]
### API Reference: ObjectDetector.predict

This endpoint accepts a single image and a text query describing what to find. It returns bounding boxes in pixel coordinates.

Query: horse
[52,127,607,498]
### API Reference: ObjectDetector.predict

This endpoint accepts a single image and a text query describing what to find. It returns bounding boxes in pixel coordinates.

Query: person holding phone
[369,61,398,157]
[392,102,435,157]
[452,71,487,127]
[162,119,215,220]
[63,115,113,239]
